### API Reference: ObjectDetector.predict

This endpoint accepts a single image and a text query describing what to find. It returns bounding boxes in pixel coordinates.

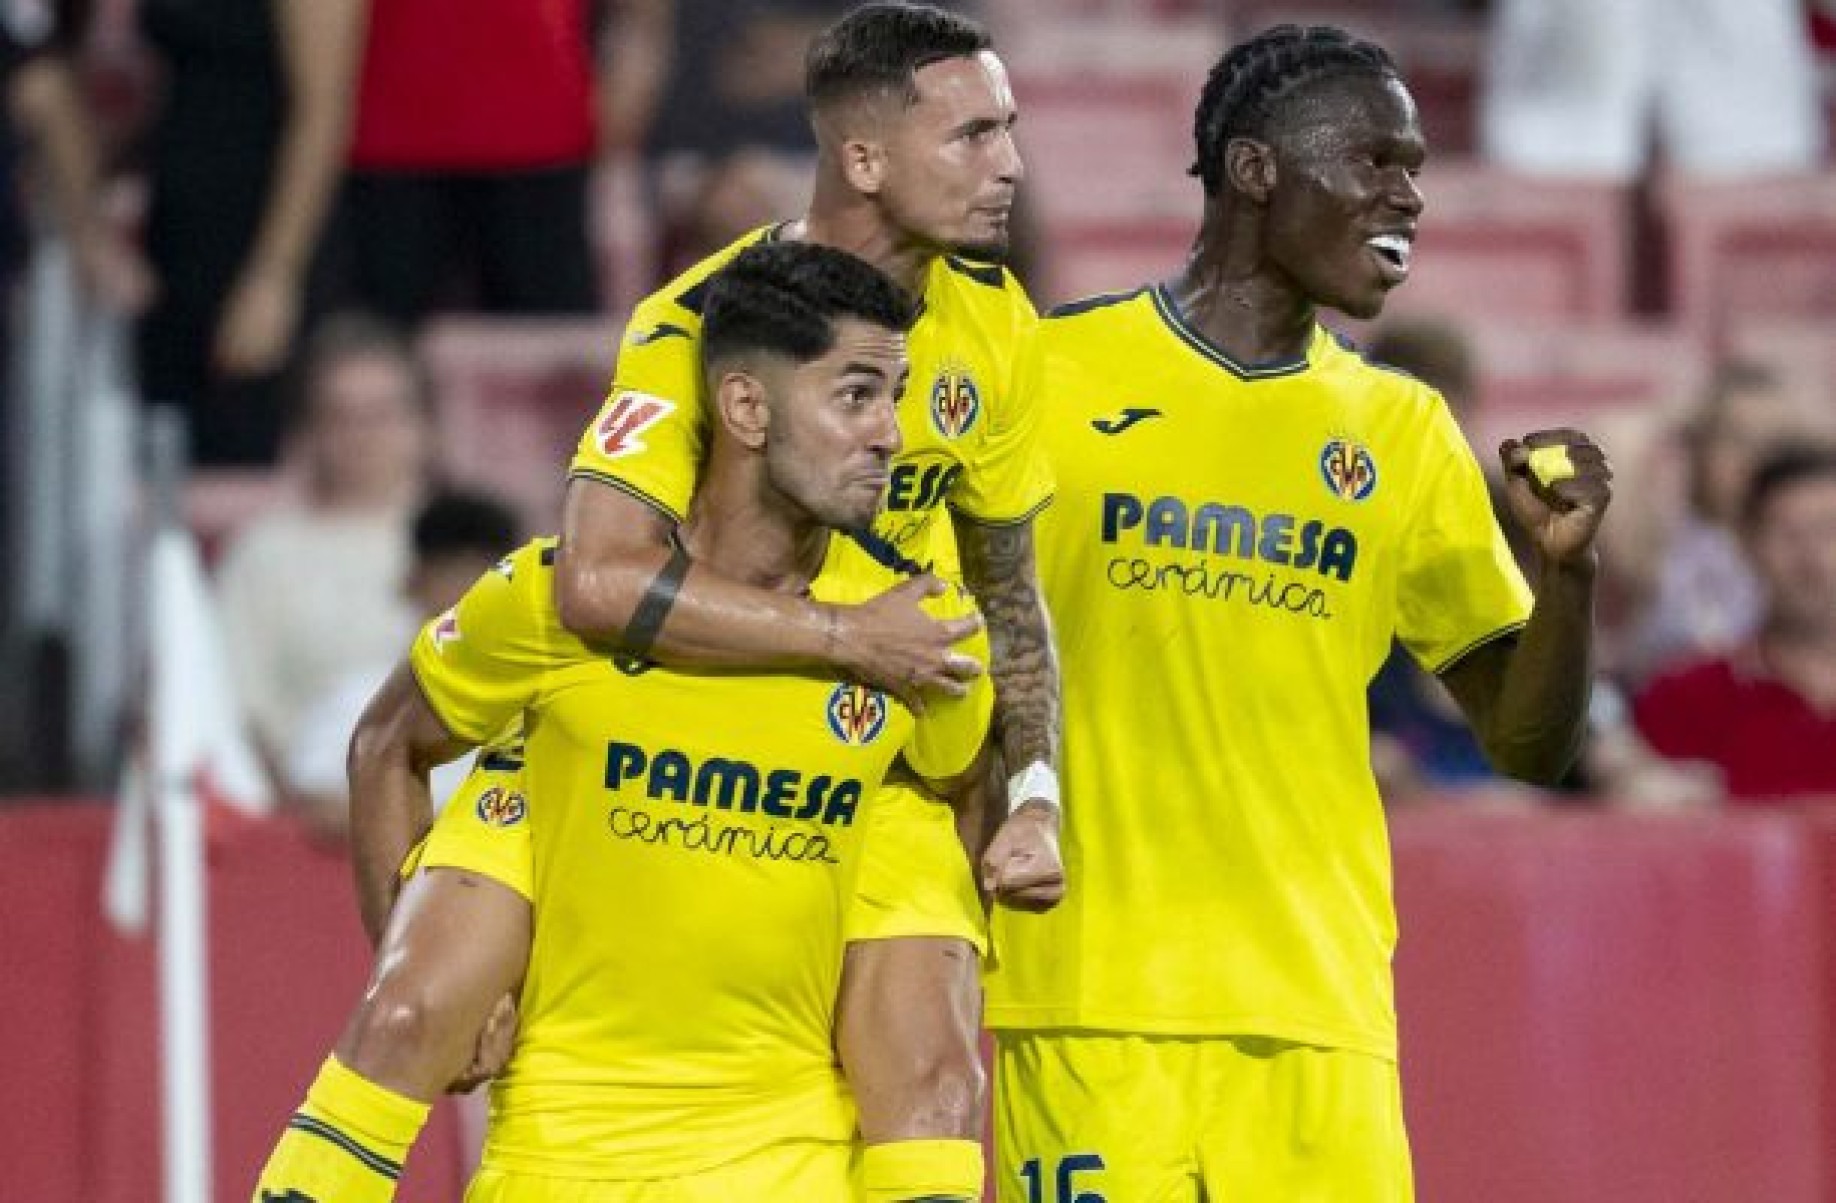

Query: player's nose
[1387,168,1424,217]
[867,397,902,458]
[995,127,1024,184]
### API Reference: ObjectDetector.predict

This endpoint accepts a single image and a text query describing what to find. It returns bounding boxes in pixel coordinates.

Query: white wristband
[1006,761,1060,815]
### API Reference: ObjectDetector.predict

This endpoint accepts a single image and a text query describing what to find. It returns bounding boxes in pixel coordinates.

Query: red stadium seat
[420,318,619,531]
[1460,320,1706,450]
[1004,15,1219,303]
[1658,171,1836,338]
[1726,318,1836,417]
[1014,71,1197,304]
[1018,84,1195,304]
[1015,75,1197,232]
[1383,165,1630,323]
[989,2,1222,46]
[1043,220,1194,306]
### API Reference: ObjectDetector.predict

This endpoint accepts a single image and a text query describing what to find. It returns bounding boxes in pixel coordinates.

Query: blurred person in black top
[134,0,361,465]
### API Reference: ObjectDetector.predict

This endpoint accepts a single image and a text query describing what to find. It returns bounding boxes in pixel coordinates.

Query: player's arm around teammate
[1440,430,1614,781]
[555,482,982,705]
[254,556,559,1202]
[338,11,1063,1202]
[258,241,945,1202]
[549,230,980,718]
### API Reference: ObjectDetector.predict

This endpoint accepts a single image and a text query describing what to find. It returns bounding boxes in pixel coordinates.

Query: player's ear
[1225,136,1276,203]
[819,97,892,196]
[714,369,771,450]
[839,132,889,196]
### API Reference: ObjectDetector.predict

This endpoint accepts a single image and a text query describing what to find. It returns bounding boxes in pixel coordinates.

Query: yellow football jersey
[984,287,1533,1061]
[410,537,992,1178]
[568,226,1052,580]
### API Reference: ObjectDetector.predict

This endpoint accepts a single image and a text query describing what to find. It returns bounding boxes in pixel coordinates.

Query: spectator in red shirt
[339,0,603,322]
[1635,444,1836,803]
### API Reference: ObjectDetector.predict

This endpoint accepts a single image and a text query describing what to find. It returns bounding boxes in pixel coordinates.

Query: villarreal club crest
[826,683,889,746]
[1319,438,1377,502]
[475,786,528,827]
[929,367,981,440]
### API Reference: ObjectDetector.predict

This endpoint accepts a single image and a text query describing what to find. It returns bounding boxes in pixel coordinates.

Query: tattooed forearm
[954,515,1060,774]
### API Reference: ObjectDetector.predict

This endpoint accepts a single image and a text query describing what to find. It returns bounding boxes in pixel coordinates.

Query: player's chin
[1330,283,1393,321]
[826,492,885,532]
[948,230,1010,263]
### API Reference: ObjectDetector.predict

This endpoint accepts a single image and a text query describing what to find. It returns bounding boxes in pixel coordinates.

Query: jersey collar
[1149,284,1319,382]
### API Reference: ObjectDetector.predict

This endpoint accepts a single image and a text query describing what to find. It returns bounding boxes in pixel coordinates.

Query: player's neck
[681,481,830,596]
[1170,216,1316,365]
[797,192,935,297]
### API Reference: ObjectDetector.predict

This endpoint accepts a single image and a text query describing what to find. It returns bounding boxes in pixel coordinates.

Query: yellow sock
[250,1056,430,1203]
[860,1138,984,1203]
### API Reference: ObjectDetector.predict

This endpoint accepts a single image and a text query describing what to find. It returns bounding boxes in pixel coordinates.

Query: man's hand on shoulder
[825,574,984,714]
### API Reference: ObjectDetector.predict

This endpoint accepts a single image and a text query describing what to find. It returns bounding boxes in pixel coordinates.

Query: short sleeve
[947,303,1055,526]
[406,741,535,901]
[1395,398,1534,674]
[902,586,995,781]
[567,311,707,522]
[409,541,581,743]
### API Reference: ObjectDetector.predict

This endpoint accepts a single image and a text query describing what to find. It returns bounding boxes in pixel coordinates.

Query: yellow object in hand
[1527,443,1576,487]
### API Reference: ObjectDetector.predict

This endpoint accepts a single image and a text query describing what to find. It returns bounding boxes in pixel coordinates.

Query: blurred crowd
[1,0,1834,819]
[1364,317,1836,811]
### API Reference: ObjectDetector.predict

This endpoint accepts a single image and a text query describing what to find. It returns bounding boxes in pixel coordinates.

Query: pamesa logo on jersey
[475,786,527,827]
[827,683,889,746]
[929,366,981,439]
[1320,438,1377,502]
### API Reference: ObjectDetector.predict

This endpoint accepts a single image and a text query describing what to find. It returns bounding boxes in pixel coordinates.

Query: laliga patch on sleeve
[430,607,461,653]
[593,391,677,459]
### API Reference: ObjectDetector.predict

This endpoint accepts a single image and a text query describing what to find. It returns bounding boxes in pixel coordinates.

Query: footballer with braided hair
[1189,23,1401,196]
[983,24,1613,1201]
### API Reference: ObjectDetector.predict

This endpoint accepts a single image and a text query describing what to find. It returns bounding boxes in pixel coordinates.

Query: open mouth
[1366,233,1413,284]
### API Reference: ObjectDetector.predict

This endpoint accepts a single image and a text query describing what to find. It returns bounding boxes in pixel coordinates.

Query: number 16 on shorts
[1019,1152,1107,1203]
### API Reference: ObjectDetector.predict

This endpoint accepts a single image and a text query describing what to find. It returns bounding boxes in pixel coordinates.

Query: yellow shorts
[465,1139,857,1202]
[404,746,534,899]
[417,761,984,954]
[843,778,985,954]
[993,1032,1414,1203]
